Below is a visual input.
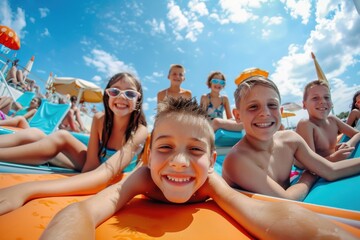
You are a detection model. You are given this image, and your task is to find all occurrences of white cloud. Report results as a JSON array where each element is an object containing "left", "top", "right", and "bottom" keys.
[
  {"left": 146, "top": 19, "right": 166, "bottom": 35},
  {"left": 143, "top": 102, "right": 149, "bottom": 111},
  {"left": 261, "top": 28, "right": 271, "bottom": 38},
  {"left": 215, "top": 0, "right": 265, "bottom": 24},
  {"left": 39, "top": 8, "right": 49, "bottom": 18},
  {"left": 147, "top": 97, "right": 157, "bottom": 102},
  {"left": 40, "top": 28, "right": 50, "bottom": 37},
  {"left": 0, "top": 0, "right": 26, "bottom": 38},
  {"left": 262, "top": 16, "right": 283, "bottom": 25},
  {"left": 280, "top": 0, "right": 312, "bottom": 24},
  {"left": 271, "top": 0, "right": 360, "bottom": 115},
  {"left": 167, "top": 1, "right": 189, "bottom": 31},
  {"left": 188, "top": 0, "right": 209, "bottom": 16},
  {"left": 166, "top": 0, "right": 208, "bottom": 42},
  {"left": 177, "top": 47, "right": 185, "bottom": 53},
  {"left": 92, "top": 75, "right": 102, "bottom": 82},
  {"left": 83, "top": 49, "right": 138, "bottom": 78},
  {"left": 153, "top": 71, "right": 164, "bottom": 78}
]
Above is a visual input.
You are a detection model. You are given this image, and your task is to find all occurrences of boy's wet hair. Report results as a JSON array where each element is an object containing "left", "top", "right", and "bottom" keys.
[
  {"left": 206, "top": 71, "right": 226, "bottom": 88},
  {"left": 234, "top": 76, "right": 281, "bottom": 109},
  {"left": 303, "top": 80, "right": 330, "bottom": 101},
  {"left": 168, "top": 64, "right": 185, "bottom": 76},
  {"left": 152, "top": 97, "right": 215, "bottom": 152}
]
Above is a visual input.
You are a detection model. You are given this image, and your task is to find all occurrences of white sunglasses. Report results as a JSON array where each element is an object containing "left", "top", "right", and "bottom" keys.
[{"left": 106, "top": 88, "right": 141, "bottom": 100}]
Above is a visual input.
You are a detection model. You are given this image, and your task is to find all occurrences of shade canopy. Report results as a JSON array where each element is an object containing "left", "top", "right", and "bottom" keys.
[
  {"left": 52, "top": 77, "right": 103, "bottom": 103},
  {"left": 282, "top": 102, "right": 302, "bottom": 112},
  {"left": 0, "top": 25, "right": 20, "bottom": 50},
  {"left": 281, "top": 111, "right": 296, "bottom": 118},
  {"left": 234, "top": 67, "right": 269, "bottom": 85}
]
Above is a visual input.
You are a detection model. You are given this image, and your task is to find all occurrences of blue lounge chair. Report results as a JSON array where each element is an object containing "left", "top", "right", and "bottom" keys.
[
  {"left": 7, "top": 91, "right": 36, "bottom": 115},
  {"left": 28, "top": 99, "right": 70, "bottom": 134}
]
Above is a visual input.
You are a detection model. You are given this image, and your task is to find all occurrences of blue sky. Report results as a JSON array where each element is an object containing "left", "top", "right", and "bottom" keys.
[{"left": 1, "top": 0, "right": 360, "bottom": 129}]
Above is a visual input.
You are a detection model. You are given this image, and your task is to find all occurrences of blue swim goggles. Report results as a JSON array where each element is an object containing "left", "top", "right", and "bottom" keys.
[{"left": 211, "top": 78, "right": 225, "bottom": 86}]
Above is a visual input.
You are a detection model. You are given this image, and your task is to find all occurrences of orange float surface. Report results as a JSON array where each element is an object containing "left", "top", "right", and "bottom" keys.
[{"left": 0, "top": 173, "right": 359, "bottom": 240}]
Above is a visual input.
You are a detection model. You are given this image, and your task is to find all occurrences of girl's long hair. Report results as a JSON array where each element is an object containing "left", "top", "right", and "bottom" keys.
[
  {"left": 98, "top": 72, "right": 147, "bottom": 159},
  {"left": 350, "top": 90, "right": 360, "bottom": 111}
]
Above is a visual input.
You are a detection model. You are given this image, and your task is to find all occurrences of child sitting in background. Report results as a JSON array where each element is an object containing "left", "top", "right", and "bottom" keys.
[
  {"left": 222, "top": 76, "right": 360, "bottom": 201},
  {"left": 200, "top": 71, "right": 243, "bottom": 132},
  {"left": 0, "top": 97, "right": 42, "bottom": 128},
  {"left": 296, "top": 80, "right": 360, "bottom": 167},
  {"left": 346, "top": 90, "right": 360, "bottom": 130},
  {"left": 41, "top": 97, "right": 357, "bottom": 240},
  {"left": 157, "top": 64, "right": 192, "bottom": 103}
]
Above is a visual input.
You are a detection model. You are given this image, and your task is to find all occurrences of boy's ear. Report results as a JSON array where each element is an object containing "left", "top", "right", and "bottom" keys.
[
  {"left": 208, "top": 151, "right": 217, "bottom": 174},
  {"left": 302, "top": 100, "right": 306, "bottom": 109},
  {"left": 280, "top": 106, "right": 284, "bottom": 114},
  {"left": 146, "top": 146, "right": 151, "bottom": 168},
  {"left": 232, "top": 108, "right": 241, "bottom": 123}
]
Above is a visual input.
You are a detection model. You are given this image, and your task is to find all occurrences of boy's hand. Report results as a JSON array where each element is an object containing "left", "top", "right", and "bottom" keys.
[
  {"left": 330, "top": 145, "right": 355, "bottom": 161},
  {"left": 197, "top": 172, "right": 229, "bottom": 199}
]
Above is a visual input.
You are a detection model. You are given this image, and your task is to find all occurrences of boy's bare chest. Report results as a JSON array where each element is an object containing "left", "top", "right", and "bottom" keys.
[
  {"left": 252, "top": 146, "right": 294, "bottom": 183},
  {"left": 313, "top": 125, "right": 338, "bottom": 155}
]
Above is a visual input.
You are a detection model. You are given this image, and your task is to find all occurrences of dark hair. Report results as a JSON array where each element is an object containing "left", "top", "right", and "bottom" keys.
[
  {"left": 99, "top": 72, "right": 147, "bottom": 159},
  {"left": 70, "top": 96, "right": 77, "bottom": 102},
  {"left": 350, "top": 90, "right": 360, "bottom": 111}
]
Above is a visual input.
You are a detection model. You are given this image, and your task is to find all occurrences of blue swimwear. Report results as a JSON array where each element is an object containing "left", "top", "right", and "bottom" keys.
[
  {"left": 100, "top": 147, "right": 117, "bottom": 164},
  {"left": 206, "top": 94, "right": 224, "bottom": 120},
  {"left": 100, "top": 147, "right": 137, "bottom": 172}
]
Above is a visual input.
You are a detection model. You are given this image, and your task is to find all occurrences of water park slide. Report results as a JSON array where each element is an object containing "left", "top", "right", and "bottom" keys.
[{"left": 0, "top": 173, "right": 359, "bottom": 240}]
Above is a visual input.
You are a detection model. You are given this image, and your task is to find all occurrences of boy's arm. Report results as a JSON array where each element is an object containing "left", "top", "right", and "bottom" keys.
[
  {"left": 346, "top": 109, "right": 359, "bottom": 127},
  {"left": 296, "top": 118, "right": 355, "bottom": 162},
  {"left": 202, "top": 172, "right": 356, "bottom": 240},
  {"left": 223, "top": 96, "right": 233, "bottom": 119},
  {"left": 332, "top": 115, "right": 360, "bottom": 148},
  {"left": 223, "top": 151, "right": 315, "bottom": 201},
  {"left": 294, "top": 133, "right": 360, "bottom": 181},
  {"left": 41, "top": 167, "right": 153, "bottom": 240}
]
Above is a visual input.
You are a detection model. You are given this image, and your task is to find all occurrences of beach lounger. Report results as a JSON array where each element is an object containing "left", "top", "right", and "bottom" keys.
[
  {"left": 28, "top": 99, "right": 70, "bottom": 134},
  {"left": 7, "top": 91, "right": 36, "bottom": 115}
]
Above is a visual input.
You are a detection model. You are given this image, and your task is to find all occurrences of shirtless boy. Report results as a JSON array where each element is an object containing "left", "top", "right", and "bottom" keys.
[
  {"left": 222, "top": 76, "right": 360, "bottom": 201},
  {"left": 296, "top": 80, "right": 360, "bottom": 167}
]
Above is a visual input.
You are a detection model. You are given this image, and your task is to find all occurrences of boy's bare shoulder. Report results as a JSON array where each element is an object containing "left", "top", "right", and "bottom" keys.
[{"left": 224, "top": 140, "right": 253, "bottom": 166}]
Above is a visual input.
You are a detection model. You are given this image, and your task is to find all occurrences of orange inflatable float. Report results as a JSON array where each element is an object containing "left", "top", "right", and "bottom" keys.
[{"left": 0, "top": 173, "right": 360, "bottom": 239}]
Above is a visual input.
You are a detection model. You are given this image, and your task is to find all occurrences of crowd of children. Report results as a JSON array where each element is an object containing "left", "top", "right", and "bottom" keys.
[{"left": 0, "top": 63, "right": 359, "bottom": 238}]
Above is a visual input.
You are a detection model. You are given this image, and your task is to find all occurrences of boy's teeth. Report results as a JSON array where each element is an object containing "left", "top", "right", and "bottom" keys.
[
  {"left": 167, "top": 176, "right": 191, "bottom": 182},
  {"left": 256, "top": 123, "right": 271, "bottom": 127}
]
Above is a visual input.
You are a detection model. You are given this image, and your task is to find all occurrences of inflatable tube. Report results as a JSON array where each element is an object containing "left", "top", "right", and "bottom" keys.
[
  {"left": 302, "top": 139, "right": 360, "bottom": 211},
  {"left": 0, "top": 173, "right": 359, "bottom": 239},
  {"left": 214, "top": 129, "right": 244, "bottom": 147}
]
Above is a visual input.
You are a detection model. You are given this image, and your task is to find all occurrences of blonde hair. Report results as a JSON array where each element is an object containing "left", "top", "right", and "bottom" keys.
[
  {"left": 303, "top": 80, "right": 330, "bottom": 101},
  {"left": 168, "top": 64, "right": 185, "bottom": 76},
  {"left": 234, "top": 76, "right": 281, "bottom": 109}
]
